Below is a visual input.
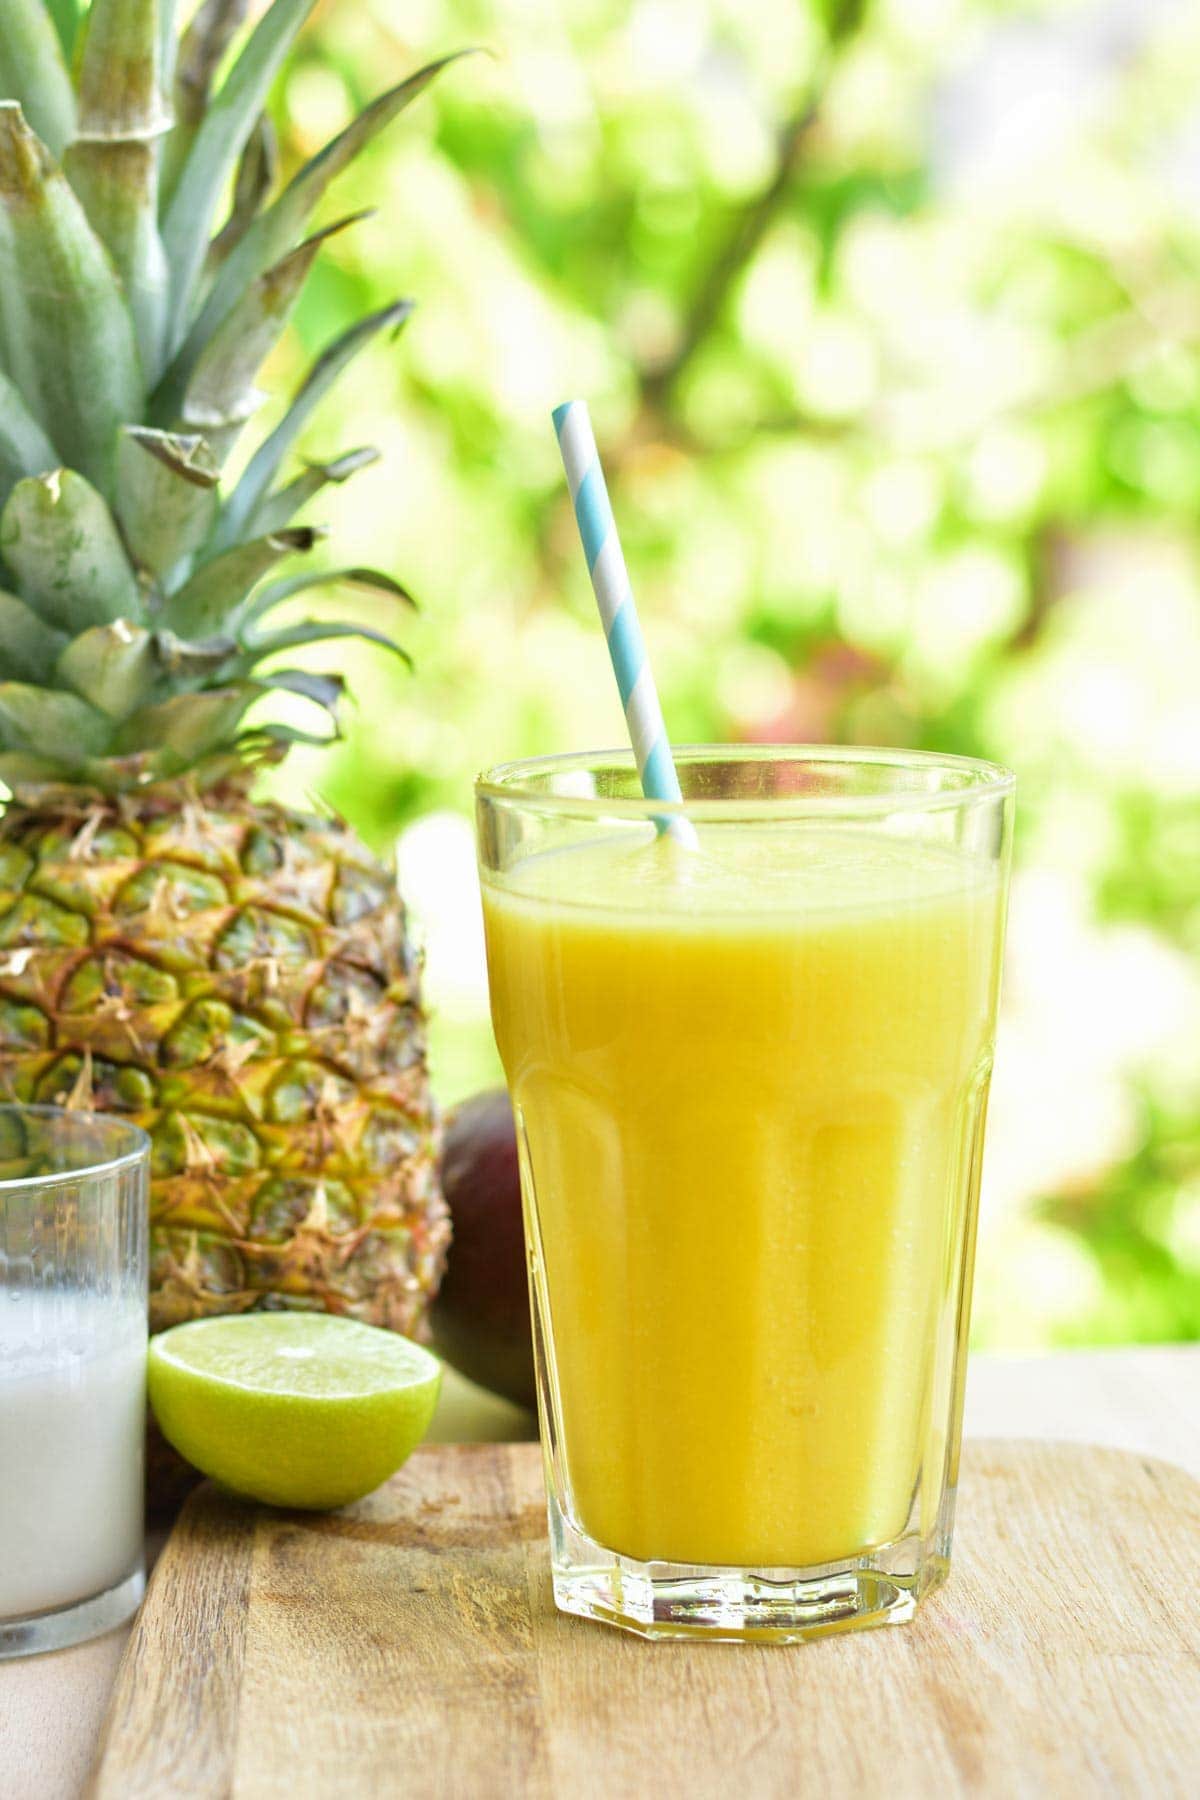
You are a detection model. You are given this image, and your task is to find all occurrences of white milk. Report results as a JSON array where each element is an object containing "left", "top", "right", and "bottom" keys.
[{"left": 0, "top": 1292, "right": 146, "bottom": 1618}]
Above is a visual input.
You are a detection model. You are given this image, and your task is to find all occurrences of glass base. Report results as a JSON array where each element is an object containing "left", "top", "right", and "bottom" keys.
[
  {"left": 0, "top": 1565, "right": 144, "bottom": 1660},
  {"left": 550, "top": 1495, "right": 948, "bottom": 1644}
]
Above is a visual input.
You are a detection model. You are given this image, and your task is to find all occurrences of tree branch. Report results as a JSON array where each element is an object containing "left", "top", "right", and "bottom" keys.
[
  {"left": 642, "top": 1, "right": 868, "bottom": 411},
  {"left": 641, "top": 101, "right": 822, "bottom": 410}
]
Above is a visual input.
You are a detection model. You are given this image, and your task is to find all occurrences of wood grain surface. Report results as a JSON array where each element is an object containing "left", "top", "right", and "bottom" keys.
[{"left": 90, "top": 1440, "right": 1200, "bottom": 1800}]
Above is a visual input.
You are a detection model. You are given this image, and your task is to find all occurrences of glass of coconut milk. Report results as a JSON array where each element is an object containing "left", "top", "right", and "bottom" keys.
[{"left": 0, "top": 1106, "right": 149, "bottom": 1658}]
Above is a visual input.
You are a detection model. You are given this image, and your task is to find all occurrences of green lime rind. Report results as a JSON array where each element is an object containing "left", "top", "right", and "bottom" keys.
[{"left": 148, "top": 1313, "right": 442, "bottom": 1510}]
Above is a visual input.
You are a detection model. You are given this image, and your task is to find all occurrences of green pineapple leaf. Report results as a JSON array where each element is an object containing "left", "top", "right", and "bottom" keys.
[
  {"left": 160, "top": 0, "right": 249, "bottom": 206},
  {"left": 0, "top": 592, "right": 67, "bottom": 682},
  {"left": 45, "top": 2, "right": 84, "bottom": 62},
  {"left": 61, "top": 622, "right": 243, "bottom": 717},
  {"left": 178, "top": 51, "right": 468, "bottom": 372},
  {"left": 161, "top": 0, "right": 317, "bottom": 350},
  {"left": 0, "top": 371, "right": 59, "bottom": 504},
  {"left": 164, "top": 525, "right": 322, "bottom": 636},
  {"left": 241, "top": 617, "right": 412, "bottom": 669},
  {"left": 163, "top": 213, "right": 370, "bottom": 453},
  {"left": 112, "top": 683, "right": 257, "bottom": 759},
  {"left": 0, "top": 12, "right": 467, "bottom": 799},
  {"left": 0, "top": 682, "right": 111, "bottom": 757},
  {"left": 65, "top": 0, "right": 171, "bottom": 381},
  {"left": 0, "top": 105, "right": 142, "bottom": 495},
  {"left": 241, "top": 564, "right": 415, "bottom": 631},
  {"left": 1, "top": 471, "right": 142, "bottom": 633},
  {"left": 158, "top": 0, "right": 183, "bottom": 96},
  {"left": 215, "top": 299, "right": 413, "bottom": 551},
  {"left": 115, "top": 428, "right": 220, "bottom": 583},
  {"left": 75, "top": 0, "right": 167, "bottom": 140},
  {"left": 65, "top": 141, "right": 171, "bottom": 382},
  {"left": 249, "top": 446, "right": 380, "bottom": 537},
  {"left": 259, "top": 667, "right": 344, "bottom": 718},
  {"left": 236, "top": 720, "right": 334, "bottom": 758},
  {"left": 0, "top": 4, "right": 75, "bottom": 159},
  {"left": 153, "top": 628, "right": 238, "bottom": 682},
  {"left": 208, "top": 113, "right": 278, "bottom": 269},
  {"left": 56, "top": 621, "right": 158, "bottom": 719}
]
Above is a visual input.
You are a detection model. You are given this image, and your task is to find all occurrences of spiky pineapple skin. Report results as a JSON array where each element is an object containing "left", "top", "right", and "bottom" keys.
[{"left": 0, "top": 783, "right": 448, "bottom": 1340}]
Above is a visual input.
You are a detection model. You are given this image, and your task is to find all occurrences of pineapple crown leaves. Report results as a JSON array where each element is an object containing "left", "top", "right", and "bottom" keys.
[{"left": 0, "top": 2, "right": 471, "bottom": 797}]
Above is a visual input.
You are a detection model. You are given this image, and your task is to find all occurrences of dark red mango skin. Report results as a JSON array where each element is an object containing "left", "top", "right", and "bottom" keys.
[{"left": 432, "top": 1089, "right": 536, "bottom": 1410}]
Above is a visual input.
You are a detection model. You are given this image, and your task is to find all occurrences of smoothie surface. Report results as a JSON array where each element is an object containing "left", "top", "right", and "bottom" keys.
[{"left": 483, "top": 825, "right": 996, "bottom": 925}]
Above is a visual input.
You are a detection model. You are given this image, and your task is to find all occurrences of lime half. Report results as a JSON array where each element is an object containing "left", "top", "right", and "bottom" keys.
[{"left": 148, "top": 1314, "right": 442, "bottom": 1510}]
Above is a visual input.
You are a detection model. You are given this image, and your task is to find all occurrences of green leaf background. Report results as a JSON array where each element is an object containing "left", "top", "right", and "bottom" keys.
[{"left": 48, "top": 0, "right": 1200, "bottom": 1349}]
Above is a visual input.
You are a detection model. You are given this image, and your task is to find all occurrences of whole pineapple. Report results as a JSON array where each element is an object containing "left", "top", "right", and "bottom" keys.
[{"left": 0, "top": 4, "right": 458, "bottom": 1347}]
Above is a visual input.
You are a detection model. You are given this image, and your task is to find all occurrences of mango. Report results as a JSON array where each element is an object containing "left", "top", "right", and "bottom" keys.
[{"left": 432, "top": 1089, "right": 536, "bottom": 1410}]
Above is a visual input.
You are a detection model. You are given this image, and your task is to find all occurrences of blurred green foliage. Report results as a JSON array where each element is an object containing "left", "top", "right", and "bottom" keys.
[{"left": 249, "top": 0, "right": 1200, "bottom": 1348}]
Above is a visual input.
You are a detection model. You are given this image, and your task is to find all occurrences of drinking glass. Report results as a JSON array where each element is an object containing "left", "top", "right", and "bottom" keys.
[
  {"left": 0, "top": 1105, "right": 149, "bottom": 1658},
  {"left": 477, "top": 747, "right": 1013, "bottom": 1642}
]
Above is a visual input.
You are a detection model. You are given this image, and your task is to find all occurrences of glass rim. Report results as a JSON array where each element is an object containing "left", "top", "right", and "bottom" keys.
[
  {"left": 0, "top": 1105, "right": 150, "bottom": 1195},
  {"left": 476, "top": 744, "right": 1015, "bottom": 822}
]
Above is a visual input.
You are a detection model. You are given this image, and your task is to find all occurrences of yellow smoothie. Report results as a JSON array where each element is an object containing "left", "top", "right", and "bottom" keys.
[{"left": 482, "top": 827, "right": 1004, "bottom": 1569}]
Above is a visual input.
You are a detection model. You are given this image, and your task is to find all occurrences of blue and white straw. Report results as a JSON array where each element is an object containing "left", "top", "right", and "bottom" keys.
[{"left": 553, "top": 400, "right": 698, "bottom": 848}]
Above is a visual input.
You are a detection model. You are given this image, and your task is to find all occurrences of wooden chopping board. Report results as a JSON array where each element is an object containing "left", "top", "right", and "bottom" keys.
[{"left": 90, "top": 1441, "right": 1200, "bottom": 1800}]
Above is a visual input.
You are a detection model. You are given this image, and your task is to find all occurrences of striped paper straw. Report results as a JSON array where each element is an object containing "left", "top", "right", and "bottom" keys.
[{"left": 553, "top": 400, "right": 698, "bottom": 848}]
